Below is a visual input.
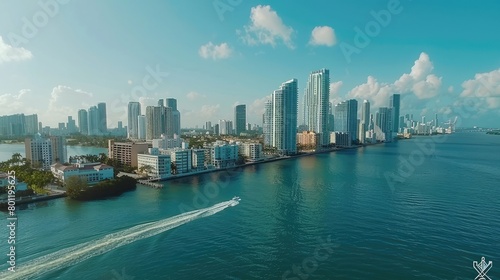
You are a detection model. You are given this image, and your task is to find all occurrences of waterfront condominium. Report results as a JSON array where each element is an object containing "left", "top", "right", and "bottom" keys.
[
  {"left": 25, "top": 134, "right": 67, "bottom": 170},
  {"left": 97, "top": 102, "right": 107, "bottom": 134},
  {"left": 303, "top": 69, "right": 330, "bottom": 146},
  {"left": 146, "top": 106, "right": 162, "bottom": 140},
  {"left": 271, "top": 79, "right": 298, "bottom": 155},
  {"left": 166, "top": 98, "right": 181, "bottom": 136},
  {"left": 334, "top": 99, "right": 358, "bottom": 142},
  {"left": 127, "top": 102, "right": 141, "bottom": 139},
  {"left": 87, "top": 106, "right": 99, "bottom": 136},
  {"left": 108, "top": 140, "right": 150, "bottom": 167},
  {"left": 390, "top": 94, "right": 400, "bottom": 133},
  {"left": 78, "top": 109, "right": 88, "bottom": 135},
  {"left": 234, "top": 104, "right": 246, "bottom": 136},
  {"left": 360, "top": 100, "right": 370, "bottom": 143},
  {"left": 263, "top": 100, "right": 273, "bottom": 147},
  {"left": 376, "top": 107, "right": 393, "bottom": 142}
]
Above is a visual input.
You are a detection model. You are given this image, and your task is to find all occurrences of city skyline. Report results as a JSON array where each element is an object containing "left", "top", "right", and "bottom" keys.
[{"left": 1, "top": 1, "right": 500, "bottom": 128}]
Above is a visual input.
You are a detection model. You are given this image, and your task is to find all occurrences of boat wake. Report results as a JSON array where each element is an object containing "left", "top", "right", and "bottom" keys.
[{"left": 0, "top": 199, "right": 239, "bottom": 280}]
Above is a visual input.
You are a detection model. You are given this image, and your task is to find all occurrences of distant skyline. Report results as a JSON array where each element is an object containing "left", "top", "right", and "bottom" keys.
[{"left": 1, "top": 0, "right": 500, "bottom": 128}]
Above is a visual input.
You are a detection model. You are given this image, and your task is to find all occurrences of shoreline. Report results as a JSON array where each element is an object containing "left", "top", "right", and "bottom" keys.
[{"left": 145, "top": 142, "right": 384, "bottom": 185}]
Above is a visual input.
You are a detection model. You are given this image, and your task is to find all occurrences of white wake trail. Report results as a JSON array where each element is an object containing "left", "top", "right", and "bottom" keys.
[{"left": 0, "top": 200, "right": 238, "bottom": 280}]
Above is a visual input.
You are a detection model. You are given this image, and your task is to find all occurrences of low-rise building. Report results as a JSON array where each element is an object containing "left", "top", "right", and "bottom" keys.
[
  {"left": 211, "top": 141, "right": 238, "bottom": 168},
  {"left": 239, "top": 142, "right": 263, "bottom": 161},
  {"left": 330, "top": 132, "right": 351, "bottom": 147},
  {"left": 137, "top": 148, "right": 171, "bottom": 178},
  {"left": 108, "top": 140, "right": 150, "bottom": 167},
  {"left": 0, "top": 172, "right": 28, "bottom": 191},
  {"left": 191, "top": 149, "right": 206, "bottom": 171},
  {"left": 297, "top": 131, "right": 320, "bottom": 149},
  {"left": 51, "top": 162, "right": 114, "bottom": 184}
]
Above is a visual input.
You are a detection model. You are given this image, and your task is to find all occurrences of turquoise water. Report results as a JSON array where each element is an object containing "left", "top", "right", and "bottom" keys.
[{"left": 0, "top": 133, "right": 498, "bottom": 279}]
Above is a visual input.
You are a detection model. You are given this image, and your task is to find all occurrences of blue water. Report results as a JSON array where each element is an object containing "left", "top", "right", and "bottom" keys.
[{"left": 0, "top": 133, "right": 498, "bottom": 279}]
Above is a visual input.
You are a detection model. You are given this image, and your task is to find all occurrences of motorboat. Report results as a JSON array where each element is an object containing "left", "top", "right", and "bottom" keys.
[{"left": 229, "top": 196, "right": 241, "bottom": 206}]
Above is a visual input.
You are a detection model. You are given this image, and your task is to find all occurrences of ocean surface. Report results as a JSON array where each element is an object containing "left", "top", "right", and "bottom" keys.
[{"left": 0, "top": 133, "right": 498, "bottom": 279}]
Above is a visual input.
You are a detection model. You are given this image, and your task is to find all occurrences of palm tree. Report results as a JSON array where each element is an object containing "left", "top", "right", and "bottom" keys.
[{"left": 11, "top": 153, "right": 22, "bottom": 166}]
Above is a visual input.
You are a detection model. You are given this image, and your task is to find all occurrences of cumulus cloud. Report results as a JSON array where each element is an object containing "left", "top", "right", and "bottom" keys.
[
  {"left": 0, "top": 36, "right": 32, "bottom": 63},
  {"left": 186, "top": 91, "right": 206, "bottom": 101},
  {"left": 238, "top": 5, "right": 294, "bottom": 49},
  {"left": 394, "top": 52, "right": 442, "bottom": 99},
  {"left": 199, "top": 42, "right": 232, "bottom": 60},
  {"left": 346, "top": 52, "right": 443, "bottom": 109},
  {"left": 309, "top": 26, "right": 337, "bottom": 47},
  {"left": 48, "top": 86, "right": 94, "bottom": 114},
  {"left": 248, "top": 95, "right": 272, "bottom": 117},
  {"left": 0, "top": 89, "right": 34, "bottom": 113},
  {"left": 200, "top": 104, "right": 221, "bottom": 118},
  {"left": 329, "top": 81, "right": 344, "bottom": 105},
  {"left": 460, "top": 69, "right": 500, "bottom": 109}
]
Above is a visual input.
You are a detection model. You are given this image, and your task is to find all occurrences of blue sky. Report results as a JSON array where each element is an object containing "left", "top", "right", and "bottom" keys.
[{"left": 1, "top": 0, "right": 499, "bottom": 128}]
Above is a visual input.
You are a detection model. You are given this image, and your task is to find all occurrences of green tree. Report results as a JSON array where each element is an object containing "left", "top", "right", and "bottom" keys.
[{"left": 65, "top": 176, "right": 88, "bottom": 199}]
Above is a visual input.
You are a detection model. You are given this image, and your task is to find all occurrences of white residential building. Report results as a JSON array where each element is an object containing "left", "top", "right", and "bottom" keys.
[
  {"left": 51, "top": 162, "right": 114, "bottom": 185},
  {"left": 239, "top": 143, "right": 263, "bottom": 161},
  {"left": 137, "top": 148, "right": 171, "bottom": 178},
  {"left": 191, "top": 149, "right": 206, "bottom": 171}
]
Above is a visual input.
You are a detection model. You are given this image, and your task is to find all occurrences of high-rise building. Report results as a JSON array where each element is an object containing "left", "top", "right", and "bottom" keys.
[
  {"left": 304, "top": 69, "right": 330, "bottom": 146},
  {"left": 376, "top": 107, "right": 393, "bottom": 142},
  {"left": 390, "top": 94, "right": 400, "bottom": 133},
  {"left": 146, "top": 106, "right": 162, "bottom": 140},
  {"left": 24, "top": 114, "right": 38, "bottom": 135},
  {"left": 97, "top": 102, "right": 107, "bottom": 135},
  {"left": 360, "top": 100, "right": 370, "bottom": 143},
  {"left": 205, "top": 121, "right": 212, "bottom": 131},
  {"left": 25, "top": 134, "right": 67, "bottom": 170},
  {"left": 0, "top": 114, "right": 25, "bottom": 136},
  {"left": 127, "top": 102, "right": 141, "bottom": 139},
  {"left": 87, "top": 106, "right": 99, "bottom": 135},
  {"left": 263, "top": 100, "right": 273, "bottom": 147},
  {"left": 166, "top": 98, "right": 181, "bottom": 136},
  {"left": 434, "top": 113, "right": 438, "bottom": 127},
  {"left": 78, "top": 109, "right": 88, "bottom": 135},
  {"left": 234, "top": 104, "right": 246, "bottom": 136},
  {"left": 158, "top": 99, "right": 164, "bottom": 107},
  {"left": 213, "top": 124, "right": 220, "bottom": 135},
  {"left": 334, "top": 99, "right": 358, "bottom": 142},
  {"left": 271, "top": 79, "right": 298, "bottom": 155},
  {"left": 219, "top": 120, "right": 233, "bottom": 135},
  {"left": 137, "top": 115, "right": 146, "bottom": 140},
  {"left": 67, "top": 116, "right": 76, "bottom": 134},
  {"left": 161, "top": 106, "right": 173, "bottom": 138}
]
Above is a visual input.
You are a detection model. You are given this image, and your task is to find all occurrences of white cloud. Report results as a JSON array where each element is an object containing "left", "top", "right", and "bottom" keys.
[
  {"left": 460, "top": 69, "right": 500, "bottom": 109},
  {"left": 248, "top": 95, "right": 271, "bottom": 117},
  {"left": 238, "top": 5, "right": 294, "bottom": 49},
  {"left": 0, "top": 36, "right": 32, "bottom": 63},
  {"left": 347, "top": 76, "right": 394, "bottom": 108},
  {"left": 394, "top": 52, "right": 442, "bottom": 99},
  {"left": 309, "top": 26, "right": 337, "bottom": 47},
  {"left": 329, "top": 81, "right": 344, "bottom": 105},
  {"left": 48, "top": 86, "right": 94, "bottom": 115},
  {"left": 199, "top": 42, "right": 232, "bottom": 60},
  {"left": 128, "top": 80, "right": 133, "bottom": 85},
  {"left": 186, "top": 91, "right": 206, "bottom": 101},
  {"left": 0, "top": 89, "right": 35, "bottom": 113},
  {"left": 200, "top": 104, "right": 221, "bottom": 118},
  {"left": 448, "top": 86, "right": 454, "bottom": 93}
]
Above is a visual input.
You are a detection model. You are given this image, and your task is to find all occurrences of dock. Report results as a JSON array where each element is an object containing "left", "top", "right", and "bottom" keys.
[{"left": 138, "top": 177, "right": 163, "bottom": 189}]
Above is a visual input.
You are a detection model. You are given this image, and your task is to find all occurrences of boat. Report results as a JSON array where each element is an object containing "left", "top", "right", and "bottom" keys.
[{"left": 229, "top": 196, "right": 241, "bottom": 206}]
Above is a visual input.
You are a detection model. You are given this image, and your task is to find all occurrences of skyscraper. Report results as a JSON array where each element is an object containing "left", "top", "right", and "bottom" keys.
[
  {"left": 78, "top": 109, "right": 88, "bottom": 135},
  {"left": 376, "top": 107, "right": 393, "bottom": 142},
  {"left": 334, "top": 99, "right": 358, "bottom": 142},
  {"left": 166, "top": 98, "right": 181, "bottom": 136},
  {"left": 146, "top": 106, "right": 162, "bottom": 140},
  {"left": 127, "top": 102, "right": 141, "bottom": 139},
  {"left": 263, "top": 100, "right": 273, "bottom": 147},
  {"left": 67, "top": 116, "right": 76, "bottom": 134},
  {"left": 271, "top": 79, "right": 298, "bottom": 155},
  {"left": 24, "top": 114, "right": 38, "bottom": 135},
  {"left": 87, "top": 106, "right": 99, "bottom": 135},
  {"left": 304, "top": 69, "right": 330, "bottom": 146},
  {"left": 137, "top": 115, "right": 146, "bottom": 140},
  {"left": 97, "top": 102, "right": 107, "bottom": 135},
  {"left": 390, "top": 94, "right": 400, "bottom": 133},
  {"left": 360, "top": 100, "right": 370, "bottom": 143},
  {"left": 25, "top": 134, "right": 66, "bottom": 170},
  {"left": 234, "top": 104, "right": 246, "bottom": 136},
  {"left": 161, "top": 106, "right": 173, "bottom": 138}
]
